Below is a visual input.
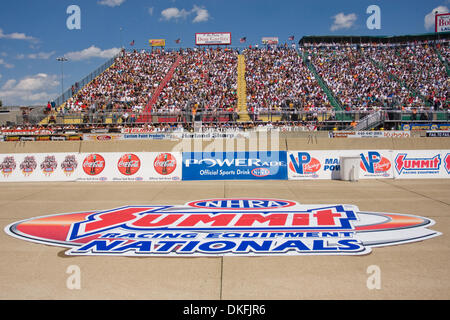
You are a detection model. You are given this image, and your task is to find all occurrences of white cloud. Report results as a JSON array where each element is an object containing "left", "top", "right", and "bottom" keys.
[
  {"left": 330, "top": 13, "right": 357, "bottom": 32},
  {"left": 64, "top": 46, "right": 121, "bottom": 61},
  {"left": 160, "top": 5, "right": 210, "bottom": 23},
  {"left": 424, "top": 6, "right": 449, "bottom": 30},
  {"left": 0, "top": 28, "right": 36, "bottom": 41},
  {"left": 0, "top": 73, "right": 59, "bottom": 105},
  {"left": 16, "top": 51, "right": 56, "bottom": 60},
  {"left": 98, "top": 0, "right": 126, "bottom": 7},
  {"left": 161, "top": 7, "right": 191, "bottom": 21},
  {"left": 0, "top": 58, "right": 14, "bottom": 69},
  {"left": 192, "top": 5, "right": 210, "bottom": 23}
]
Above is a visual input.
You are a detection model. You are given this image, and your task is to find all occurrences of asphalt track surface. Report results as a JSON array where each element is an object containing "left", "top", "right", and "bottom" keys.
[{"left": 0, "top": 179, "right": 449, "bottom": 300}]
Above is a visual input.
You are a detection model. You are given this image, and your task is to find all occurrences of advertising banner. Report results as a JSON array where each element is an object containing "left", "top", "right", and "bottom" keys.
[
  {"left": 195, "top": 32, "right": 231, "bottom": 45},
  {"left": 0, "top": 152, "right": 182, "bottom": 182},
  {"left": 401, "top": 123, "right": 450, "bottom": 131},
  {"left": 77, "top": 152, "right": 182, "bottom": 182},
  {"left": 426, "top": 131, "right": 450, "bottom": 137},
  {"left": 149, "top": 39, "right": 166, "bottom": 47},
  {"left": 182, "top": 151, "right": 288, "bottom": 180},
  {"left": 262, "top": 37, "right": 279, "bottom": 45},
  {"left": 0, "top": 153, "right": 79, "bottom": 182},
  {"left": 83, "top": 134, "right": 124, "bottom": 141},
  {"left": 287, "top": 150, "right": 395, "bottom": 180},
  {"left": 329, "top": 131, "right": 410, "bottom": 138},
  {"left": 436, "top": 13, "right": 450, "bottom": 33},
  {"left": 393, "top": 150, "right": 449, "bottom": 179}
]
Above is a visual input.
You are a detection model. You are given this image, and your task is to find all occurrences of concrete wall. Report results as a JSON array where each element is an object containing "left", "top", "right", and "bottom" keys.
[{"left": 1, "top": 136, "right": 448, "bottom": 154}]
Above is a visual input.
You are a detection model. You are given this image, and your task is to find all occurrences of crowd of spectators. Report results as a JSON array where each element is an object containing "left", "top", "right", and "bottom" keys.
[
  {"left": 244, "top": 47, "right": 331, "bottom": 121},
  {"left": 153, "top": 48, "right": 239, "bottom": 121},
  {"left": 308, "top": 45, "right": 414, "bottom": 113},
  {"left": 37, "top": 40, "right": 448, "bottom": 129},
  {"left": 372, "top": 43, "right": 449, "bottom": 110},
  {"left": 63, "top": 49, "right": 178, "bottom": 116},
  {"left": 305, "top": 40, "right": 449, "bottom": 118}
]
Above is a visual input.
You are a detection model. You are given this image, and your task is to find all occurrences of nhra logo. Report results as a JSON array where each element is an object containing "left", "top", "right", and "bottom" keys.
[
  {"left": 360, "top": 152, "right": 391, "bottom": 175},
  {"left": 83, "top": 154, "right": 105, "bottom": 176},
  {"left": 289, "top": 152, "right": 321, "bottom": 175},
  {"left": 5, "top": 198, "right": 441, "bottom": 257},
  {"left": 395, "top": 154, "right": 441, "bottom": 174},
  {"left": 188, "top": 199, "right": 296, "bottom": 210},
  {"left": 251, "top": 168, "right": 270, "bottom": 177}
]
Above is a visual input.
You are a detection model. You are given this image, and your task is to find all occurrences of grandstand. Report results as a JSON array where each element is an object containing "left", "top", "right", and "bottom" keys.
[{"left": 5, "top": 32, "right": 449, "bottom": 133}]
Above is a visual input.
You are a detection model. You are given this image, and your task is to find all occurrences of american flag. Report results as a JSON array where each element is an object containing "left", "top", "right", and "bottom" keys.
[
  {"left": 288, "top": 35, "right": 294, "bottom": 41},
  {"left": 175, "top": 38, "right": 181, "bottom": 44},
  {"left": 130, "top": 40, "right": 135, "bottom": 46},
  {"left": 240, "top": 37, "right": 246, "bottom": 43}
]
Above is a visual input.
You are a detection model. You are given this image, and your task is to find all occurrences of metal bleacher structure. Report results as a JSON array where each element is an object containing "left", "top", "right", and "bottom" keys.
[{"left": 39, "top": 31, "right": 450, "bottom": 130}]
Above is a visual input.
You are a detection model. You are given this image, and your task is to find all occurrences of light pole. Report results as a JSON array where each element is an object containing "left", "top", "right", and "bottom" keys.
[
  {"left": 120, "top": 27, "right": 123, "bottom": 49},
  {"left": 56, "top": 57, "right": 68, "bottom": 101}
]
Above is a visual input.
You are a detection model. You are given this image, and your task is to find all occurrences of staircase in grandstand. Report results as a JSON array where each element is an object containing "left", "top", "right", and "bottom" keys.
[
  {"left": 300, "top": 49, "right": 350, "bottom": 121},
  {"left": 348, "top": 110, "right": 384, "bottom": 131},
  {"left": 237, "top": 55, "right": 251, "bottom": 122},
  {"left": 138, "top": 54, "right": 183, "bottom": 123},
  {"left": 433, "top": 45, "right": 450, "bottom": 76},
  {"left": 364, "top": 48, "right": 432, "bottom": 112}
]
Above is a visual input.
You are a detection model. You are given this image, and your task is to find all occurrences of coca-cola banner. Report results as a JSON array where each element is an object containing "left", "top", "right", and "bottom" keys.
[
  {"left": 78, "top": 152, "right": 182, "bottom": 182},
  {"left": 0, "top": 152, "right": 182, "bottom": 182}
]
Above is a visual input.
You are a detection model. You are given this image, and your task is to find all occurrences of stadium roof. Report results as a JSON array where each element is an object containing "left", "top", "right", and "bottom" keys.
[{"left": 299, "top": 32, "right": 450, "bottom": 44}]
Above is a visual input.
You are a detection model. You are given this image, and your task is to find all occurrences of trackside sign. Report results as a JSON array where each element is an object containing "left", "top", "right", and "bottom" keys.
[{"left": 5, "top": 198, "right": 441, "bottom": 257}]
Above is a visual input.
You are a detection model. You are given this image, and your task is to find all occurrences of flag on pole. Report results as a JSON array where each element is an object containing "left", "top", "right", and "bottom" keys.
[
  {"left": 175, "top": 38, "right": 181, "bottom": 44},
  {"left": 130, "top": 40, "right": 135, "bottom": 46},
  {"left": 240, "top": 37, "right": 246, "bottom": 43},
  {"left": 288, "top": 35, "right": 294, "bottom": 41}
]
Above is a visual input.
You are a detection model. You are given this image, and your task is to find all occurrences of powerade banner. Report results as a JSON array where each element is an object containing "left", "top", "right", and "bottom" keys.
[
  {"left": 288, "top": 150, "right": 395, "bottom": 180},
  {"left": 5, "top": 198, "right": 441, "bottom": 257},
  {"left": 182, "top": 151, "right": 288, "bottom": 180}
]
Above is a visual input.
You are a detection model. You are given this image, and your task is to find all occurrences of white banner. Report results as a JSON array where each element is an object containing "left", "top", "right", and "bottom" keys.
[
  {"left": 0, "top": 152, "right": 182, "bottom": 182},
  {"left": 392, "top": 150, "right": 450, "bottom": 179},
  {"left": 329, "top": 131, "right": 411, "bottom": 138},
  {"left": 0, "top": 153, "right": 78, "bottom": 182},
  {"left": 195, "top": 32, "right": 231, "bottom": 45},
  {"left": 436, "top": 13, "right": 450, "bottom": 33},
  {"left": 287, "top": 150, "right": 395, "bottom": 180}
]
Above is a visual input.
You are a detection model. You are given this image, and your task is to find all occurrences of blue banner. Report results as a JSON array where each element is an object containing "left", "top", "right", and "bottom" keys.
[{"left": 182, "top": 151, "right": 288, "bottom": 180}]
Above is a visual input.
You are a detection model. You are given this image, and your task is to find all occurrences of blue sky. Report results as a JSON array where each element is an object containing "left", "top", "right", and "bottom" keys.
[{"left": 0, "top": 0, "right": 448, "bottom": 106}]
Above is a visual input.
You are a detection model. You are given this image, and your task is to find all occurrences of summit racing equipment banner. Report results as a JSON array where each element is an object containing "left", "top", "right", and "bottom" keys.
[
  {"left": 5, "top": 198, "right": 441, "bottom": 257},
  {"left": 393, "top": 150, "right": 449, "bottom": 179},
  {"left": 182, "top": 151, "right": 288, "bottom": 180}
]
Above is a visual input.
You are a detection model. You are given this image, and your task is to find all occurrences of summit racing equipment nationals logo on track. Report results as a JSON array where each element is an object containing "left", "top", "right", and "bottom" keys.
[{"left": 5, "top": 199, "right": 441, "bottom": 257}]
